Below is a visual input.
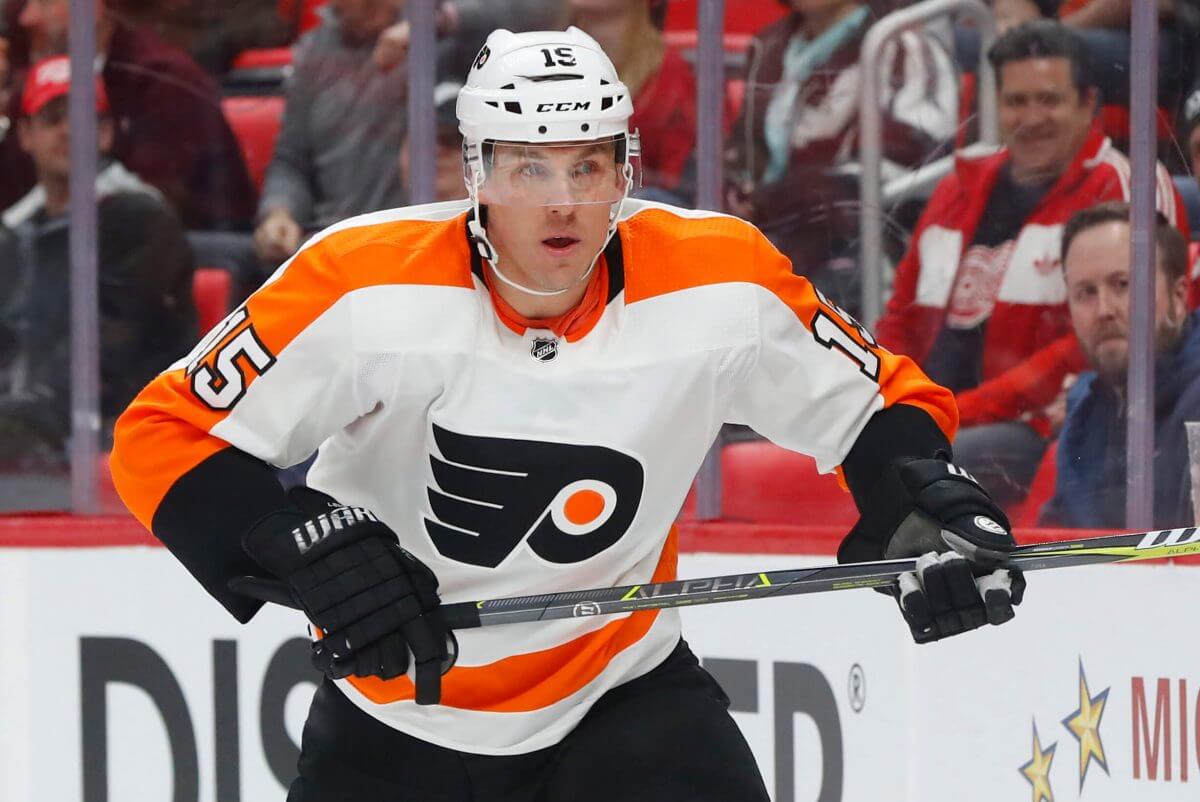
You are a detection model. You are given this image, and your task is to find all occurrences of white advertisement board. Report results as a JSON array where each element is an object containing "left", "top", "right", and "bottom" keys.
[{"left": 0, "top": 546, "right": 1193, "bottom": 802}]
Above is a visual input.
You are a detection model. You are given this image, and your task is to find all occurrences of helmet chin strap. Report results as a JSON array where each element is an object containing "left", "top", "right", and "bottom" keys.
[{"left": 468, "top": 163, "right": 633, "bottom": 300}]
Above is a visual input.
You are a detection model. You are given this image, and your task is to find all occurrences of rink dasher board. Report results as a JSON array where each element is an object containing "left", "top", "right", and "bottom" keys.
[{"left": 0, "top": 546, "right": 1195, "bottom": 802}]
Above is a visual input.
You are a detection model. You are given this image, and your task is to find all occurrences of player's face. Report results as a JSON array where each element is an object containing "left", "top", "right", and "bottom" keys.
[
  {"left": 482, "top": 141, "right": 625, "bottom": 293},
  {"left": 998, "top": 58, "right": 1096, "bottom": 185},
  {"left": 1065, "top": 221, "right": 1187, "bottom": 385}
]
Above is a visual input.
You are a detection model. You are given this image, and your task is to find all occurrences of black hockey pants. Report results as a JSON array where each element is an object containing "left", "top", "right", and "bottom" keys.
[{"left": 287, "top": 639, "right": 770, "bottom": 801}]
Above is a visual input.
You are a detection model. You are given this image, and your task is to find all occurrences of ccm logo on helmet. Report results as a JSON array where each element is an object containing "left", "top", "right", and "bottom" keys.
[
  {"left": 424, "top": 423, "right": 645, "bottom": 568},
  {"left": 536, "top": 101, "right": 592, "bottom": 113}
]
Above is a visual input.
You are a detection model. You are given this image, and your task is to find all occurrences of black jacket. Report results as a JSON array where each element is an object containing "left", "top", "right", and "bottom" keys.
[{"left": 0, "top": 164, "right": 196, "bottom": 462}]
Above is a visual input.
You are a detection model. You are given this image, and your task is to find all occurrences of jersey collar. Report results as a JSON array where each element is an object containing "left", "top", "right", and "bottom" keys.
[{"left": 465, "top": 212, "right": 627, "bottom": 343}]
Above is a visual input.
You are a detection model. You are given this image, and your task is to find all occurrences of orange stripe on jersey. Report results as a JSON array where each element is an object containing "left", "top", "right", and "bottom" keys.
[
  {"left": 347, "top": 527, "right": 679, "bottom": 712},
  {"left": 112, "top": 213, "right": 477, "bottom": 528},
  {"left": 621, "top": 208, "right": 958, "bottom": 440},
  {"left": 111, "top": 375, "right": 235, "bottom": 529}
]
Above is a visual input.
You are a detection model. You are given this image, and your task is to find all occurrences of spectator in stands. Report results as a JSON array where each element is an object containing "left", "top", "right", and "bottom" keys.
[
  {"left": 110, "top": 0, "right": 291, "bottom": 75},
  {"left": 1040, "top": 202, "right": 1199, "bottom": 528},
  {"left": 876, "top": 22, "right": 1187, "bottom": 509},
  {"left": 0, "top": 8, "right": 11, "bottom": 113},
  {"left": 725, "top": 0, "right": 958, "bottom": 314},
  {"left": 254, "top": 0, "right": 409, "bottom": 266},
  {"left": 957, "top": 1, "right": 1193, "bottom": 123},
  {"left": 397, "top": 81, "right": 466, "bottom": 203},
  {"left": 258, "top": 0, "right": 568, "bottom": 265},
  {"left": 1057, "top": 1, "right": 1194, "bottom": 113},
  {"left": 1178, "top": 85, "right": 1200, "bottom": 308},
  {"left": 1, "top": 0, "right": 32, "bottom": 77},
  {"left": 1187, "top": 86, "right": 1200, "bottom": 178},
  {"left": 992, "top": 0, "right": 1058, "bottom": 33},
  {"left": 0, "top": 57, "right": 195, "bottom": 468},
  {"left": 371, "top": 1, "right": 569, "bottom": 80},
  {"left": 570, "top": 0, "right": 698, "bottom": 201},
  {"left": 0, "top": 0, "right": 256, "bottom": 230}
]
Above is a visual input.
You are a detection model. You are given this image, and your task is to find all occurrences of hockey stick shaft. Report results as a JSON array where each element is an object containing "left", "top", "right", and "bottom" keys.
[{"left": 437, "top": 526, "right": 1200, "bottom": 630}]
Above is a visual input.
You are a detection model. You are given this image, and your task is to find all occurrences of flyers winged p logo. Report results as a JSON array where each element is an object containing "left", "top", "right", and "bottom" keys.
[{"left": 424, "top": 424, "right": 645, "bottom": 568}]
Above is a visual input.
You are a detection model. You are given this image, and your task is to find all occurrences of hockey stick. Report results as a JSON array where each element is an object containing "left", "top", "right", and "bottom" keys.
[{"left": 231, "top": 527, "right": 1199, "bottom": 631}]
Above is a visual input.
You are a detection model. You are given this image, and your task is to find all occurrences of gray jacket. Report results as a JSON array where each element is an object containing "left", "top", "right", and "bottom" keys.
[{"left": 260, "top": 0, "right": 566, "bottom": 231}]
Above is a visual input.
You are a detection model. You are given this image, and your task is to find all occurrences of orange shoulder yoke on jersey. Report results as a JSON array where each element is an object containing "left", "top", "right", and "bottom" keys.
[
  {"left": 112, "top": 213, "right": 477, "bottom": 530},
  {"left": 346, "top": 527, "right": 679, "bottom": 712},
  {"left": 619, "top": 207, "right": 958, "bottom": 442}
]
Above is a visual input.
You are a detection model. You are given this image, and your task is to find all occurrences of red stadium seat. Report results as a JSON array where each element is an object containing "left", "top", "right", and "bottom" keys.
[
  {"left": 726, "top": 78, "right": 746, "bottom": 119},
  {"left": 279, "top": 0, "right": 327, "bottom": 35},
  {"left": 231, "top": 47, "right": 294, "bottom": 72},
  {"left": 661, "top": 30, "right": 754, "bottom": 55},
  {"left": 1098, "top": 104, "right": 1174, "bottom": 142},
  {"left": 1014, "top": 440, "right": 1059, "bottom": 529},
  {"left": 221, "top": 95, "right": 286, "bottom": 192},
  {"left": 679, "top": 441, "right": 858, "bottom": 526},
  {"left": 664, "top": 0, "right": 787, "bottom": 36},
  {"left": 194, "top": 268, "right": 233, "bottom": 333}
]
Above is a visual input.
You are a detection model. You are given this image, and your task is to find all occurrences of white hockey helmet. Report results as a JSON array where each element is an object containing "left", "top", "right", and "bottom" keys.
[
  {"left": 457, "top": 27, "right": 641, "bottom": 296},
  {"left": 458, "top": 26, "right": 635, "bottom": 145}
]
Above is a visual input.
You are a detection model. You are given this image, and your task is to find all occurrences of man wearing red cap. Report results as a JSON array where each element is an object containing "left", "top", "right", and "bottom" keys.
[
  {"left": 0, "top": 0, "right": 256, "bottom": 231},
  {"left": 0, "top": 57, "right": 195, "bottom": 497}
]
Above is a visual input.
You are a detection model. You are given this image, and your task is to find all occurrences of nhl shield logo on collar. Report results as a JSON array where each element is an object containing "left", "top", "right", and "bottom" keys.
[{"left": 531, "top": 337, "right": 558, "bottom": 362}]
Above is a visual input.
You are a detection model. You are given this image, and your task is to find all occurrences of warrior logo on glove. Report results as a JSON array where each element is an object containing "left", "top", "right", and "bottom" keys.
[
  {"left": 292, "top": 506, "right": 381, "bottom": 553},
  {"left": 425, "top": 424, "right": 645, "bottom": 568}
]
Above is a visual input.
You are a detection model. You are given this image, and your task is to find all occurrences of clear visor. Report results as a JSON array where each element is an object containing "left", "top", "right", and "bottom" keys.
[{"left": 474, "top": 135, "right": 640, "bottom": 208}]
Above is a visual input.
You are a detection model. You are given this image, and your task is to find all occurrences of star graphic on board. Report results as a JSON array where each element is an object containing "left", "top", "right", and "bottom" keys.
[
  {"left": 1061, "top": 659, "right": 1110, "bottom": 790},
  {"left": 1020, "top": 721, "right": 1057, "bottom": 802}
]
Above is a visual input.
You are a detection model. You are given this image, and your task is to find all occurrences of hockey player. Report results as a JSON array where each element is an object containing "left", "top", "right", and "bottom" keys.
[{"left": 110, "top": 27, "right": 1025, "bottom": 800}]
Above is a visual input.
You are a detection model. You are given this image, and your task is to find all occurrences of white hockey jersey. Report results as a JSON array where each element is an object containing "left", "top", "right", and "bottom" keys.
[{"left": 112, "top": 198, "right": 955, "bottom": 754}]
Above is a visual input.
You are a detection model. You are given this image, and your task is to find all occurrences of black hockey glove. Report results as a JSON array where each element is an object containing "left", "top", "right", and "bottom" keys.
[
  {"left": 839, "top": 458, "right": 1026, "bottom": 644},
  {"left": 228, "top": 487, "right": 455, "bottom": 704}
]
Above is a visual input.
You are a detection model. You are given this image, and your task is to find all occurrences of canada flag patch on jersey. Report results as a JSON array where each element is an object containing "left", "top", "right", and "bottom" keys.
[{"left": 424, "top": 423, "right": 645, "bottom": 568}]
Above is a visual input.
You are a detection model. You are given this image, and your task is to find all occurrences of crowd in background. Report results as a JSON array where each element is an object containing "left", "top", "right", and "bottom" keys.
[{"left": 0, "top": 0, "right": 1197, "bottom": 528}]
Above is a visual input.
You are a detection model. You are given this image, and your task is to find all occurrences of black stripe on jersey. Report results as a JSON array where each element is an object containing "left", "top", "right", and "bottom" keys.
[
  {"left": 836, "top": 404, "right": 953, "bottom": 563},
  {"left": 465, "top": 209, "right": 627, "bottom": 303},
  {"left": 151, "top": 447, "right": 294, "bottom": 622},
  {"left": 840, "top": 403, "right": 952, "bottom": 510}
]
